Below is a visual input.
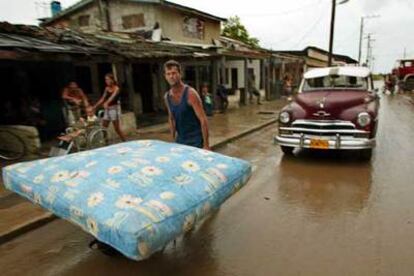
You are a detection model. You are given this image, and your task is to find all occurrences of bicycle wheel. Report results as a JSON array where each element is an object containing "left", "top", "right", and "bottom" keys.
[
  {"left": 0, "top": 130, "right": 26, "bottom": 160},
  {"left": 88, "top": 128, "right": 110, "bottom": 149}
]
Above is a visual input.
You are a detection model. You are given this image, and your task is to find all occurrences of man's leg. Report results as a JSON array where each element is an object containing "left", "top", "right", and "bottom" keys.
[{"left": 249, "top": 90, "right": 253, "bottom": 103}]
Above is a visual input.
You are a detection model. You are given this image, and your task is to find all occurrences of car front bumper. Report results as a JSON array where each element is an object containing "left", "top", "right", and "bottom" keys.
[{"left": 274, "top": 134, "right": 376, "bottom": 150}]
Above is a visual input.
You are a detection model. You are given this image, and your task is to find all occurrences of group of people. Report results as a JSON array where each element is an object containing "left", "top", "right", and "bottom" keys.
[
  {"left": 197, "top": 73, "right": 263, "bottom": 117},
  {"left": 62, "top": 73, "right": 126, "bottom": 141},
  {"left": 61, "top": 60, "right": 272, "bottom": 151},
  {"left": 199, "top": 83, "right": 228, "bottom": 115},
  {"left": 63, "top": 62, "right": 210, "bottom": 149}
]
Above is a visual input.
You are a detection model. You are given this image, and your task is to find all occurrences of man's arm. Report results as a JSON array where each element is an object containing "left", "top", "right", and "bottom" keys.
[
  {"left": 164, "top": 93, "right": 176, "bottom": 141},
  {"left": 188, "top": 88, "right": 210, "bottom": 150},
  {"left": 79, "top": 89, "right": 90, "bottom": 107},
  {"left": 62, "top": 88, "right": 80, "bottom": 104}
]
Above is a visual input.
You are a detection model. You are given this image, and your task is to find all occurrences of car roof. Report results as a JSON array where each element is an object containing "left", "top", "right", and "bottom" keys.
[{"left": 304, "top": 66, "right": 371, "bottom": 79}]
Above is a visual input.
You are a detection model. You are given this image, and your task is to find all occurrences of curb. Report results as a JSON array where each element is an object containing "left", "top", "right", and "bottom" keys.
[
  {"left": 0, "top": 213, "right": 56, "bottom": 245},
  {"left": 0, "top": 118, "right": 278, "bottom": 244},
  {"left": 211, "top": 118, "right": 278, "bottom": 150}
]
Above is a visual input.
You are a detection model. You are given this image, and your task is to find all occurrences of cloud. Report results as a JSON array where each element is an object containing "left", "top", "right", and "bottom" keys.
[{"left": 361, "top": 0, "right": 413, "bottom": 12}]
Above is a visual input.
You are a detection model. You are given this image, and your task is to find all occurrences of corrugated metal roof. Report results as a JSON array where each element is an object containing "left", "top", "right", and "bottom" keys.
[
  {"left": 0, "top": 22, "right": 271, "bottom": 60},
  {"left": 0, "top": 33, "right": 103, "bottom": 54}
]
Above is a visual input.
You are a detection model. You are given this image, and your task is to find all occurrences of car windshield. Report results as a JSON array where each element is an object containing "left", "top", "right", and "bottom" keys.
[{"left": 302, "top": 75, "right": 369, "bottom": 91}]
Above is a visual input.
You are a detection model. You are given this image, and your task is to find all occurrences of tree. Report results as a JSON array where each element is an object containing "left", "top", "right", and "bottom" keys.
[{"left": 221, "top": 16, "right": 260, "bottom": 48}]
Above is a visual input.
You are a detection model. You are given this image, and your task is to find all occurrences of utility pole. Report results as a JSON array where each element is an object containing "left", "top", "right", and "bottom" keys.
[
  {"left": 328, "top": 0, "right": 350, "bottom": 67},
  {"left": 365, "top": 34, "right": 375, "bottom": 68},
  {"left": 358, "top": 14, "right": 379, "bottom": 65},
  {"left": 371, "top": 56, "right": 375, "bottom": 72},
  {"left": 365, "top": 34, "right": 371, "bottom": 66},
  {"left": 358, "top": 17, "right": 364, "bottom": 64},
  {"left": 328, "top": 0, "right": 336, "bottom": 67}
]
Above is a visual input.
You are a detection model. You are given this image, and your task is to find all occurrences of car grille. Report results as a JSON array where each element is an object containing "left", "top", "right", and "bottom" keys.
[{"left": 280, "top": 119, "right": 368, "bottom": 137}]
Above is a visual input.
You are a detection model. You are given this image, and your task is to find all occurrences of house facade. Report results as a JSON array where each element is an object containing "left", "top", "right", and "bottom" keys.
[
  {"left": 42, "top": 0, "right": 223, "bottom": 46},
  {"left": 40, "top": 0, "right": 236, "bottom": 117}
]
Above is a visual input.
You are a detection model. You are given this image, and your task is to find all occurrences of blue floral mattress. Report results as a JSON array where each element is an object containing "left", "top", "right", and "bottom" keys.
[{"left": 2, "top": 140, "right": 251, "bottom": 260}]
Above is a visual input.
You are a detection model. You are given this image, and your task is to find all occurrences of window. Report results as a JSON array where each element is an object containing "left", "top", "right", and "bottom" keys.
[
  {"left": 404, "top": 61, "right": 413, "bottom": 67},
  {"left": 199, "top": 66, "right": 211, "bottom": 85},
  {"left": 303, "top": 75, "right": 368, "bottom": 91},
  {"left": 184, "top": 66, "right": 196, "bottom": 88},
  {"left": 78, "top": 15, "right": 90, "bottom": 27},
  {"left": 182, "top": 16, "right": 205, "bottom": 39},
  {"left": 122, "top": 14, "right": 145, "bottom": 29}
]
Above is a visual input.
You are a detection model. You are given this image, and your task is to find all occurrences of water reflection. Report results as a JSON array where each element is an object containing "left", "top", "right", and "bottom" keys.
[{"left": 277, "top": 151, "right": 372, "bottom": 219}]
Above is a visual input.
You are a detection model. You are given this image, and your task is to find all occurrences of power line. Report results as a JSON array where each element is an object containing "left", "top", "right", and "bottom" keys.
[{"left": 291, "top": 1, "right": 326, "bottom": 49}]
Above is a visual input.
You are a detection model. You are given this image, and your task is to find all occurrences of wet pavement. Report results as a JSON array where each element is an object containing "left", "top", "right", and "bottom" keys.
[{"left": 1, "top": 94, "right": 414, "bottom": 276}]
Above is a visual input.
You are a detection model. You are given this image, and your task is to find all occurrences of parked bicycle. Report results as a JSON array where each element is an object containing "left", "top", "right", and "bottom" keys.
[{"left": 0, "top": 128, "right": 26, "bottom": 161}]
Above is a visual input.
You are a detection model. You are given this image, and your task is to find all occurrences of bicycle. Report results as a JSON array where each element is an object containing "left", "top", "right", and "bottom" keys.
[{"left": 0, "top": 128, "right": 26, "bottom": 161}]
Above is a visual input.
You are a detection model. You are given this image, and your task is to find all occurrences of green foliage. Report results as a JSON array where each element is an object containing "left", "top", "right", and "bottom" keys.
[
  {"left": 372, "top": 74, "right": 385, "bottom": 81},
  {"left": 222, "top": 16, "right": 260, "bottom": 48}
]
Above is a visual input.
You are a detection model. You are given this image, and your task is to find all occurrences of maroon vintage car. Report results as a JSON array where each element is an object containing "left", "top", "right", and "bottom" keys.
[{"left": 274, "top": 66, "right": 380, "bottom": 160}]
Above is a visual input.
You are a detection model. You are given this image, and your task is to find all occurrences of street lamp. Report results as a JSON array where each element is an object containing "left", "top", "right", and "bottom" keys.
[
  {"left": 328, "top": 0, "right": 350, "bottom": 67},
  {"left": 358, "top": 14, "right": 380, "bottom": 65}
]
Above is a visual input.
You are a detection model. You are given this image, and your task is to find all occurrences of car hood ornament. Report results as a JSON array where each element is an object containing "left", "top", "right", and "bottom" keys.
[{"left": 316, "top": 97, "right": 326, "bottom": 109}]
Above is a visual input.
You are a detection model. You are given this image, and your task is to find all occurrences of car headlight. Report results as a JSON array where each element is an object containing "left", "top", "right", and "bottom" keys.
[
  {"left": 357, "top": 112, "right": 371, "bottom": 127},
  {"left": 279, "top": 111, "right": 290, "bottom": 124}
]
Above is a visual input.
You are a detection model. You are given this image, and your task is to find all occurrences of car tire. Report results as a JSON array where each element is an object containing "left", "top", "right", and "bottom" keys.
[
  {"left": 281, "top": 146, "right": 294, "bottom": 155},
  {"left": 359, "top": 148, "right": 372, "bottom": 161}
]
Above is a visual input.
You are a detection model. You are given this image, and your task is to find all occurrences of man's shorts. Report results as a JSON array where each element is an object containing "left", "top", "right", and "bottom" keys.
[{"left": 103, "top": 105, "right": 121, "bottom": 121}]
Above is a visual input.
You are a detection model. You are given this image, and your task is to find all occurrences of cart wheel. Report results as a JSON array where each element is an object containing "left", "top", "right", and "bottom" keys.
[
  {"left": 0, "top": 130, "right": 26, "bottom": 160},
  {"left": 89, "top": 239, "right": 122, "bottom": 257}
]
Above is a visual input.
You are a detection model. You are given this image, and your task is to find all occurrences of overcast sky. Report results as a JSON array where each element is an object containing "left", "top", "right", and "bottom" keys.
[{"left": 0, "top": 0, "right": 413, "bottom": 73}]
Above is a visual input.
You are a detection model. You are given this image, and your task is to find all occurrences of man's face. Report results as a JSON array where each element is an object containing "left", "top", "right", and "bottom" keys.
[{"left": 164, "top": 66, "right": 181, "bottom": 86}]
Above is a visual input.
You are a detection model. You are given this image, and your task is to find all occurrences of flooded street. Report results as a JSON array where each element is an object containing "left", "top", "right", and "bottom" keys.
[{"left": 1, "top": 94, "right": 414, "bottom": 276}]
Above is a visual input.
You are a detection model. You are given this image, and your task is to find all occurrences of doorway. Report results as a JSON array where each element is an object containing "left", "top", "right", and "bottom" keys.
[
  {"left": 231, "top": 68, "right": 238, "bottom": 89},
  {"left": 133, "top": 63, "right": 154, "bottom": 113}
]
